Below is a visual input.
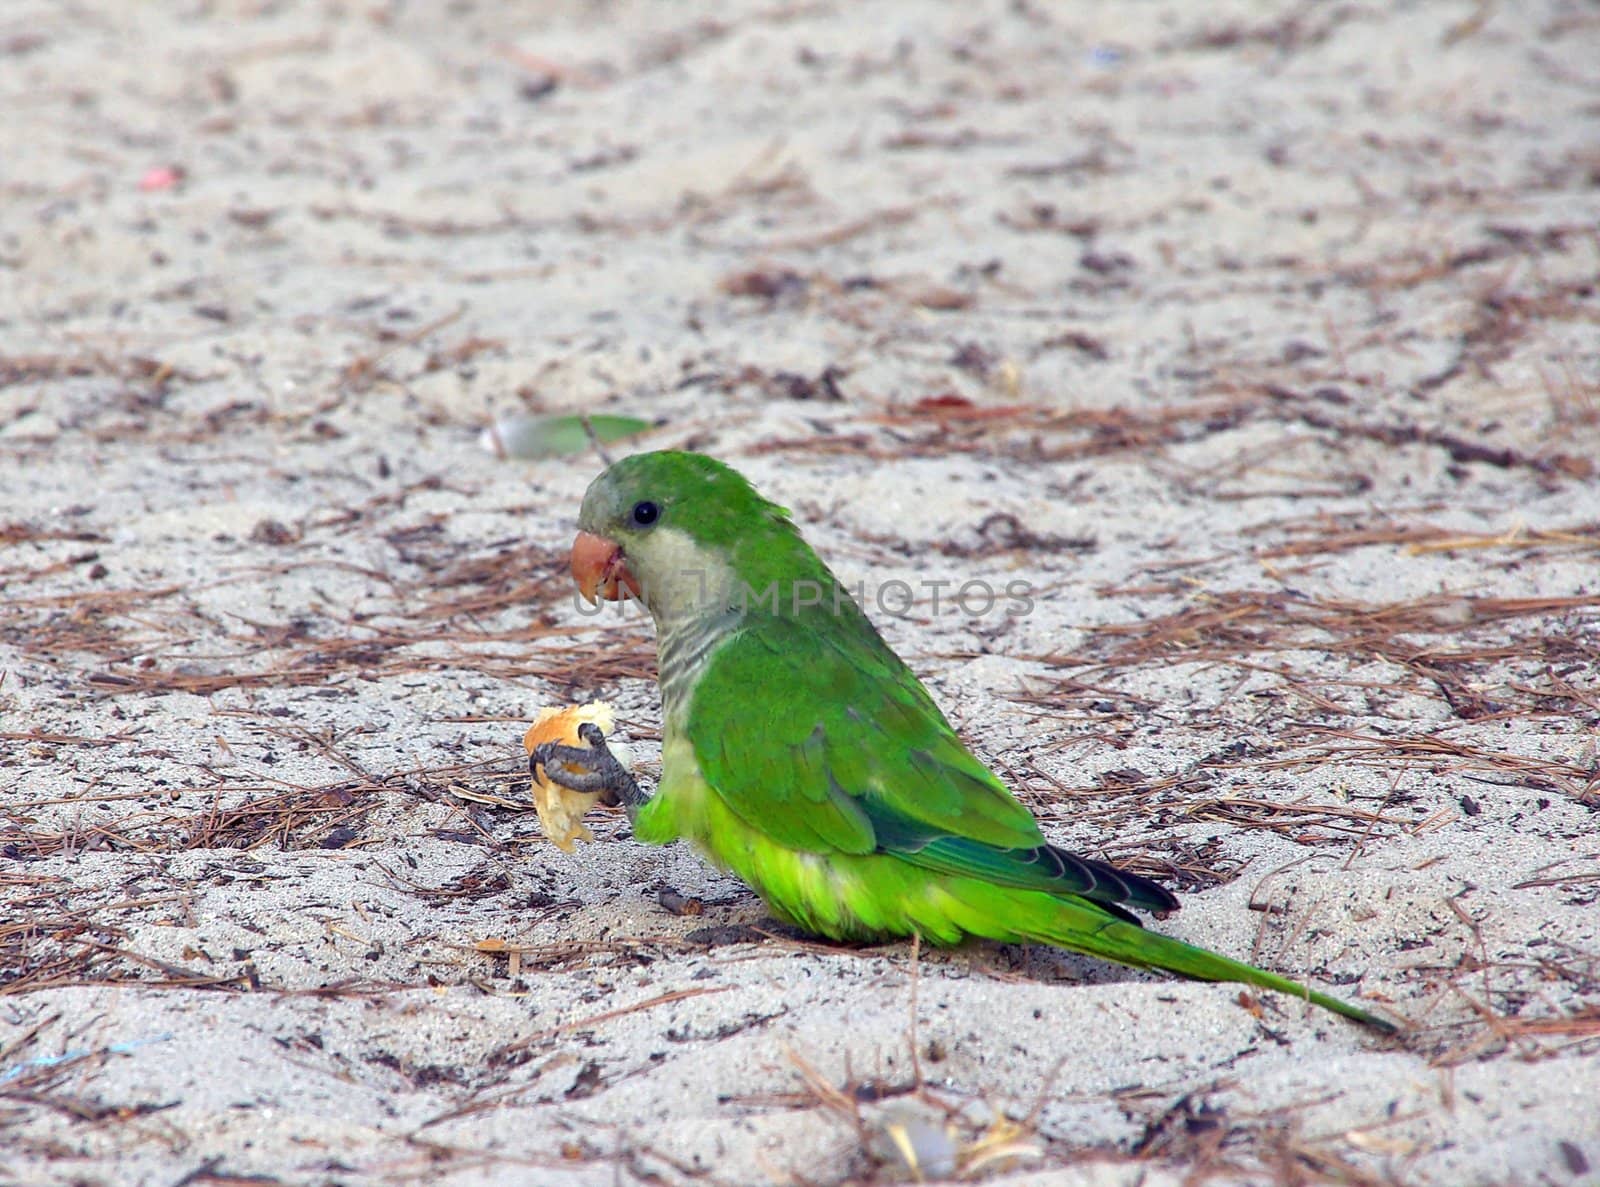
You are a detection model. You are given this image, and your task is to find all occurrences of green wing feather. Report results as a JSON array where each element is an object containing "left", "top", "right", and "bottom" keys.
[{"left": 685, "top": 608, "right": 1177, "bottom": 917}]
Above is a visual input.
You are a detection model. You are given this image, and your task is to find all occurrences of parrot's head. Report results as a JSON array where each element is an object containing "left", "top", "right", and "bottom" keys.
[{"left": 572, "top": 450, "right": 802, "bottom": 623}]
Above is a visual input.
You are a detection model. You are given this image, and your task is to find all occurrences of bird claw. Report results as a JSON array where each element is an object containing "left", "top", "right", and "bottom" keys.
[{"left": 529, "top": 722, "right": 647, "bottom": 813}]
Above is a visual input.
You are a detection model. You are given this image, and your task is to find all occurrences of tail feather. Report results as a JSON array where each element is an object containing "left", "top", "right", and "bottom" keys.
[{"left": 1015, "top": 893, "right": 1397, "bottom": 1032}]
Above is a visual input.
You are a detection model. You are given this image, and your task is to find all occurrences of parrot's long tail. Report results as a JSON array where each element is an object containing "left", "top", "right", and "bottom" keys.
[{"left": 1007, "top": 891, "right": 1398, "bottom": 1032}]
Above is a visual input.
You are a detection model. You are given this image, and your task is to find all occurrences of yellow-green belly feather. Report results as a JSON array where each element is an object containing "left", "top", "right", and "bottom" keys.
[
  {"left": 636, "top": 738, "right": 970, "bottom": 941},
  {"left": 633, "top": 736, "right": 1394, "bottom": 1031}
]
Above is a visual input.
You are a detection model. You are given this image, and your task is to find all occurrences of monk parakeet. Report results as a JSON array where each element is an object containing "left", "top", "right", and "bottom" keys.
[{"left": 535, "top": 450, "right": 1394, "bottom": 1031}]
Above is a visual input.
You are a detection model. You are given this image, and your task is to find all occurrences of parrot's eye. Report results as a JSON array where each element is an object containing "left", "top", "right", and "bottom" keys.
[{"left": 630, "top": 500, "right": 660, "bottom": 527}]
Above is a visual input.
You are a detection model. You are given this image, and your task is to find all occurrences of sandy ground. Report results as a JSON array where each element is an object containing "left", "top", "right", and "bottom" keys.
[{"left": 3, "top": 2, "right": 1600, "bottom": 1184}]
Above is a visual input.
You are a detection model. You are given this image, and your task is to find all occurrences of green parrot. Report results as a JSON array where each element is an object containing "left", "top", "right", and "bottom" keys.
[{"left": 538, "top": 450, "right": 1395, "bottom": 1031}]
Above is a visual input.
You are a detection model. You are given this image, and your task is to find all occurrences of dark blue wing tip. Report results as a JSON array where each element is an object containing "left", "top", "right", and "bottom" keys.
[{"left": 1049, "top": 845, "right": 1182, "bottom": 918}]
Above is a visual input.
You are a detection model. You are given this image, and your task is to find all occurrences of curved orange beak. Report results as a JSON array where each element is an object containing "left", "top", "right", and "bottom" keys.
[{"left": 570, "top": 531, "right": 640, "bottom": 604}]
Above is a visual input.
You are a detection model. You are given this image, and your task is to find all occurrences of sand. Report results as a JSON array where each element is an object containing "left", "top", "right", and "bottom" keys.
[{"left": 3, "top": 1, "right": 1598, "bottom": 1184}]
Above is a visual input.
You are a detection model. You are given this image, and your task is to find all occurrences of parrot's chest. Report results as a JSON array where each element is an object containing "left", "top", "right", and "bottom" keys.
[
  {"left": 654, "top": 607, "right": 742, "bottom": 725},
  {"left": 646, "top": 731, "right": 908, "bottom": 942},
  {"left": 649, "top": 731, "right": 717, "bottom": 840}
]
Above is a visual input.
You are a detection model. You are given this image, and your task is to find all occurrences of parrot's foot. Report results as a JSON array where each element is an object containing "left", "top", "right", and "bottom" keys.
[{"left": 530, "top": 722, "right": 648, "bottom": 814}]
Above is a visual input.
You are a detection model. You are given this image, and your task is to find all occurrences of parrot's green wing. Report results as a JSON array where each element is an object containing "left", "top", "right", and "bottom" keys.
[{"left": 686, "top": 610, "right": 1178, "bottom": 918}]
